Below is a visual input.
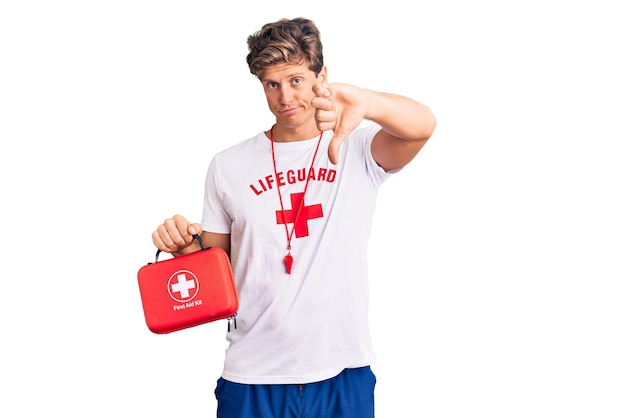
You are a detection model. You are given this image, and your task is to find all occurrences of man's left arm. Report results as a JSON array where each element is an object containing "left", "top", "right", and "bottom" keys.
[
  {"left": 312, "top": 83, "right": 436, "bottom": 171},
  {"left": 366, "top": 90, "right": 437, "bottom": 172}
]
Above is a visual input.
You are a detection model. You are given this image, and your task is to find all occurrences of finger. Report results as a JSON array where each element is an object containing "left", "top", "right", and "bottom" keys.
[
  {"left": 311, "top": 94, "right": 334, "bottom": 112},
  {"left": 172, "top": 214, "right": 195, "bottom": 238},
  {"left": 314, "top": 105, "right": 335, "bottom": 122},
  {"left": 151, "top": 230, "right": 169, "bottom": 252},
  {"left": 153, "top": 225, "right": 180, "bottom": 253},
  {"left": 312, "top": 82, "right": 331, "bottom": 98},
  {"left": 314, "top": 109, "right": 337, "bottom": 134},
  {"left": 155, "top": 215, "right": 193, "bottom": 252}
]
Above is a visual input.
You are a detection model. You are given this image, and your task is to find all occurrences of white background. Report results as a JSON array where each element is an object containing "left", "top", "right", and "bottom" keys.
[{"left": 1, "top": 1, "right": 625, "bottom": 417}]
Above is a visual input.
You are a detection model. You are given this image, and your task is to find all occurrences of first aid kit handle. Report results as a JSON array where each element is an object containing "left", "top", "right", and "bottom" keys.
[{"left": 154, "top": 234, "right": 206, "bottom": 263}]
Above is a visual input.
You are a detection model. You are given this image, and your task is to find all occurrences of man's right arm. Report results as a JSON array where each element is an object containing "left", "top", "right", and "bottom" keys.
[{"left": 152, "top": 214, "right": 231, "bottom": 257}]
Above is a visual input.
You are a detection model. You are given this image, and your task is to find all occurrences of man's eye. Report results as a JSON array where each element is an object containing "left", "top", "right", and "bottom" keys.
[
  {"left": 293, "top": 78, "right": 302, "bottom": 85},
  {"left": 268, "top": 82, "right": 278, "bottom": 89}
]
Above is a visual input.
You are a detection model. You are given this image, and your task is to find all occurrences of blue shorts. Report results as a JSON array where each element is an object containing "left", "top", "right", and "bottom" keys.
[{"left": 214, "top": 366, "right": 376, "bottom": 418}]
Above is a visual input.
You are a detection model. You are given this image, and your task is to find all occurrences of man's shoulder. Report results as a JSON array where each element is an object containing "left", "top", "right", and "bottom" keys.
[{"left": 215, "top": 132, "right": 265, "bottom": 160}]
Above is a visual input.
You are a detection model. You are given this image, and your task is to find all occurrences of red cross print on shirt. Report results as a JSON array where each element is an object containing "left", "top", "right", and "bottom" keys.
[{"left": 275, "top": 192, "right": 323, "bottom": 238}]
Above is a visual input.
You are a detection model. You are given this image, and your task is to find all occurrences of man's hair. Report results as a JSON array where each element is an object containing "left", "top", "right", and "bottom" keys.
[{"left": 246, "top": 17, "right": 324, "bottom": 78}]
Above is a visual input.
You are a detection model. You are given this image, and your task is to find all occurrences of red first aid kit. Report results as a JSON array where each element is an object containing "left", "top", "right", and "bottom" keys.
[{"left": 137, "top": 235, "right": 238, "bottom": 334}]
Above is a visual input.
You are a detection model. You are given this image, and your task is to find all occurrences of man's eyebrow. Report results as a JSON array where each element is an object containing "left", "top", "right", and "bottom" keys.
[{"left": 261, "top": 71, "right": 309, "bottom": 83}]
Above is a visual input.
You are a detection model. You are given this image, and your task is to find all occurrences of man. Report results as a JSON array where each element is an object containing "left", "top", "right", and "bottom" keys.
[{"left": 152, "top": 17, "right": 436, "bottom": 418}]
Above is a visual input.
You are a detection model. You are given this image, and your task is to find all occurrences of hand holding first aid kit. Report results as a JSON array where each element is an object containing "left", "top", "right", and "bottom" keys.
[{"left": 137, "top": 235, "right": 239, "bottom": 334}]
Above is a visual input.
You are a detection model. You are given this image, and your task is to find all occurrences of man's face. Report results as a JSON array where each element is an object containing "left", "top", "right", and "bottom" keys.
[{"left": 260, "top": 62, "right": 326, "bottom": 129}]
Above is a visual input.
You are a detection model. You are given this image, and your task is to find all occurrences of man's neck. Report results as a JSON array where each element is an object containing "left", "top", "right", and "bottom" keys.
[{"left": 268, "top": 122, "right": 321, "bottom": 143}]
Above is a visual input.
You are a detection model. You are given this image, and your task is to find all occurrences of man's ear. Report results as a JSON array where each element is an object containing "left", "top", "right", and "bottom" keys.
[{"left": 317, "top": 65, "right": 328, "bottom": 84}]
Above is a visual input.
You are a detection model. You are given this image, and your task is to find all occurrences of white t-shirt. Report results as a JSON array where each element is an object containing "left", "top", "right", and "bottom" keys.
[{"left": 202, "top": 124, "right": 393, "bottom": 384}]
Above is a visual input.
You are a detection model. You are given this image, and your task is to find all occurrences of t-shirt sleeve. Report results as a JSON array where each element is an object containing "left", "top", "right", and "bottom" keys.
[
  {"left": 201, "top": 156, "right": 232, "bottom": 234},
  {"left": 352, "top": 123, "right": 398, "bottom": 187}
]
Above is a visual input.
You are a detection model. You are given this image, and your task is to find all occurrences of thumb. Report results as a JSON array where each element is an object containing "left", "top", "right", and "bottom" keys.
[
  {"left": 327, "top": 132, "right": 347, "bottom": 165},
  {"left": 188, "top": 223, "right": 203, "bottom": 236}
]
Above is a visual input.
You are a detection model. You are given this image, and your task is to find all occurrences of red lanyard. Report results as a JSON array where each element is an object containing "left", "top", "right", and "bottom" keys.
[{"left": 270, "top": 127, "right": 323, "bottom": 274}]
